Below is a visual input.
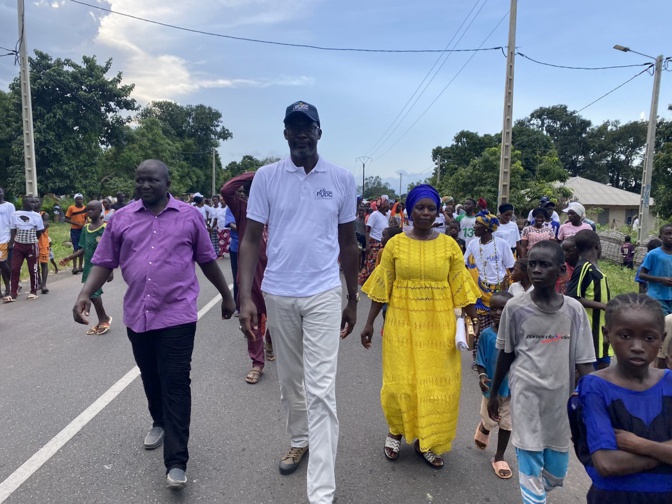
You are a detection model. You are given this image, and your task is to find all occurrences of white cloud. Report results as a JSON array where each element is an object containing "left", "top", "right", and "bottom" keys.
[{"left": 89, "top": 0, "right": 317, "bottom": 102}]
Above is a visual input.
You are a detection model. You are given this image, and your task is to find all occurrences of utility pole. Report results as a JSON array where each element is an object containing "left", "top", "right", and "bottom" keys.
[
  {"left": 497, "top": 0, "right": 517, "bottom": 207},
  {"left": 637, "top": 55, "right": 663, "bottom": 242},
  {"left": 211, "top": 147, "right": 216, "bottom": 196},
  {"left": 17, "top": 0, "right": 38, "bottom": 196},
  {"left": 399, "top": 172, "right": 402, "bottom": 197},
  {"left": 436, "top": 156, "right": 441, "bottom": 187},
  {"left": 356, "top": 156, "right": 371, "bottom": 198}
]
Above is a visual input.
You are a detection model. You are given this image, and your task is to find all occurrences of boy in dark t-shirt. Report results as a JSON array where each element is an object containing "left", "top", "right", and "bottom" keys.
[{"left": 620, "top": 235, "right": 635, "bottom": 269}]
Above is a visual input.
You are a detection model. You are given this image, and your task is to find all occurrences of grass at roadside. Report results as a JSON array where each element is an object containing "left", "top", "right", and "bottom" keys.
[
  {"left": 16, "top": 222, "right": 74, "bottom": 281},
  {"left": 598, "top": 260, "right": 637, "bottom": 298}
]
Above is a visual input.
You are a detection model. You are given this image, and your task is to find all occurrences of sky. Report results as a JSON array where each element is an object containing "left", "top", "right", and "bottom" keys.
[{"left": 1, "top": 0, "right": 671, "bottom": 193}]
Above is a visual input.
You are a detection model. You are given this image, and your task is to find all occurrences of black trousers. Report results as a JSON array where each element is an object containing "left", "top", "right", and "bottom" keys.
[{"left": 127, "top": 322, "right": 196, "bottom": 472}]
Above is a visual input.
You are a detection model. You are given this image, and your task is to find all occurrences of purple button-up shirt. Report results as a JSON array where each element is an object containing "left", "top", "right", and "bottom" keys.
[{"left": 92, "top": 195, "right": 217, "bottom": 333}]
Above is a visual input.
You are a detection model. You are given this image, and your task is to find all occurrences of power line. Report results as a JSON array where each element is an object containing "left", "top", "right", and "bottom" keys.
[
  {"left": 578, "top": 65, "right": 653, "bottom": 112},
  {"left": 374, "top": 10, "right": 509, "bottom": 162},
  {"left": 516, "top": 52, "right": 651, "bottom": 71},
  {"left": 368, "top": 0, "right": 497, "bottom": 158},
  {"left": 364, "top": 0, "right": 490, "bottom": 157},
  {"left": 69, "top": 0, "right": 504, "bottom": 54}
]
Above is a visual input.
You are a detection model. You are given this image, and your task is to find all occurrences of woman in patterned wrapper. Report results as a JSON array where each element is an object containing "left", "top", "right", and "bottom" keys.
[{"left": 360, "top": 184, "right": 480, "bottom": 469}]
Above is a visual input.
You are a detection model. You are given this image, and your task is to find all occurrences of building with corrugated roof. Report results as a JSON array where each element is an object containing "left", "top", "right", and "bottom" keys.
[{"left": 554, "top": 176, "right": 653, "bottom": 227}]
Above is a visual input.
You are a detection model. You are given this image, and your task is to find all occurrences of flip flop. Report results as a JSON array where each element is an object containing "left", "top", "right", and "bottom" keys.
[
  {"left": 491, "top": 458, "right": 513, "bottom": 479},
  {"left": 474, "top": 422, "right": 489, "bottom": 450},
  {"left": 27, "top": 293, "right": 38, "bottom": 300},
  {"left": 96, "top": 317, "right": 113, "bottom": 335},
  {"left": 2, "top": 296, "right": 15, "bottom": 303},
  {"left": 245, "top": 367, "right": 263, "bottom": 384},
  {"left": 86, "top": 326, "right": 100, "bottom": 335}
]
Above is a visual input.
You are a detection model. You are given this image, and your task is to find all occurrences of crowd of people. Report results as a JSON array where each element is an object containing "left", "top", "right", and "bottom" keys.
[
  {"left": 2, "top": 100, "right": 672, "bottom": 504},
  {"left": 355, "top": 186, "right": 672, "bottom": 504}
]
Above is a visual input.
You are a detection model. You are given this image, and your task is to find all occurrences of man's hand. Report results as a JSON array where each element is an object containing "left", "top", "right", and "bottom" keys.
[
  {"left": 487, "top": 395, "right": 500, "bottom": 422},
  {"left": 360, "top": 323, "right": 374, "bottom": 349},
  {"left": 478, "top": 375, "right": 491, "bottom": 393},
  {"left": 221, "top": 293, "right": 236, "bottom": 320},
  {"left": 73, "top": 295, "right": 92, "bottom": 325},
  {"left": 238, "top": 298, "right": 257, "bottom": 341},
  {"left": 340, "top": 302, "right": 357, "bottom": 339},
  {"left": 662, "top": 277, "right": 672, "bottom": 287}
]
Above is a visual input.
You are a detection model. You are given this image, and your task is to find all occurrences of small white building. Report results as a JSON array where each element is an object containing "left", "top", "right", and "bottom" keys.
[{"left": 554, "top": 176, "right": 653, "bottom": 227}]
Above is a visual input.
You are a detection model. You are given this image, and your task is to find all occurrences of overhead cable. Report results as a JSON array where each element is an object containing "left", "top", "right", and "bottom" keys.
[
  {"left": 367, "top": 0, "right": 494, "bottom": 158},
  {"left": 374, "top": 10, "right": 509, "bottom": 162},
  {"left": 69, "top": 0, "right": 502, "bottom": 54},
  {"left": 578, "top": 65, "right": 654, "bottom": 112},
  {"left": 516, "top": 52, "right": 651, "bottom": 71}
]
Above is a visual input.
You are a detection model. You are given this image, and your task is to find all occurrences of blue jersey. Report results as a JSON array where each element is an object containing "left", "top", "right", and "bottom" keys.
[
  {"left": 574, "top": 371, "right": 672, "bottom": 503},
  {"left": 641, "top": 248, "right": 672, "bottom": 301},
  {"left": 475, "top": 326, "right": 509, "bottom": 398}
]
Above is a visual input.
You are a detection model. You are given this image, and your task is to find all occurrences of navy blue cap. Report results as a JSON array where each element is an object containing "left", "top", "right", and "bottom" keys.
[{"left": 284, "top": 101, "right": 320, "bottom": 125}]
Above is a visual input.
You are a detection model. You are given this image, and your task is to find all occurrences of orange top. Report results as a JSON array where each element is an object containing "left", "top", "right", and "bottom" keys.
[{"left": 65, "top": 205, "right": 87, "bottom": 229}]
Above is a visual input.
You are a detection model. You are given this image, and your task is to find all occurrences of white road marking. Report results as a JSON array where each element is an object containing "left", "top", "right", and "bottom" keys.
[{"left": 0, "top": 288, "right": 230, "bottom": 503}]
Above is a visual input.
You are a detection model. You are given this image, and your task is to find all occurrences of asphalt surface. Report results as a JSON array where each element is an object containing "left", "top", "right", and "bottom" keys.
[{"left": 0, "top": 259, "right": 591, "bottom": 503}]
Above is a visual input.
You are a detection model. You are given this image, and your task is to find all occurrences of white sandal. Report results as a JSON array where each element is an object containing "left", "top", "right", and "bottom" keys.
[{"left": 384, "top": 434, "right": 402, "bottom": 461}]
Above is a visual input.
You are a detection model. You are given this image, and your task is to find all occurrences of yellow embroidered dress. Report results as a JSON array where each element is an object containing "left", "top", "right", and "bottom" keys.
[{"left": 362, "top": 233, "right": 479, "bottom": 453}]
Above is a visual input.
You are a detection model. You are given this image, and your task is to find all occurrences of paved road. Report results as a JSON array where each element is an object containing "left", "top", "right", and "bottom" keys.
[{"left": 0, "top": 260, "right": 591, "bottom": 503}]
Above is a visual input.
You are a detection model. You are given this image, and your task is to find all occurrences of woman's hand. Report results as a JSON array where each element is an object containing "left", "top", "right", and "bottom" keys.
[{"left": 361, "top": 323, "right": 375, "bottom": 349}]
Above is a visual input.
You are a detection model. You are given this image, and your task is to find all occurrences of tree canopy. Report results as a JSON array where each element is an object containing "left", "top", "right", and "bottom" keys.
[
  {"left": 1, "top": 51, "right": 233, "bottom": 199},
  {"left": 426, "top": 104, "right": 671, "bottom": 217}
]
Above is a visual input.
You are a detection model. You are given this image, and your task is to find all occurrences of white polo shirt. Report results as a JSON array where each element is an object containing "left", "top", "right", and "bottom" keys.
[{"left": 247, "top": 156, "right": 357, "bottom": 297}]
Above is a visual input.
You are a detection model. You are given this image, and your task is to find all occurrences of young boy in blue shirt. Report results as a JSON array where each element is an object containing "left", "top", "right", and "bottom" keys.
[
  {"left": 639, "top": 223, "right": 672, "bottom": 315},
  {"left": 474, "top": 290, "right": 514, "bottom": 479}
]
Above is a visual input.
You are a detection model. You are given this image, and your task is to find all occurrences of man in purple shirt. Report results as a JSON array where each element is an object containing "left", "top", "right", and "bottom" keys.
[{"left": 72, "top": 159, "right": 235, "bottom": 490}]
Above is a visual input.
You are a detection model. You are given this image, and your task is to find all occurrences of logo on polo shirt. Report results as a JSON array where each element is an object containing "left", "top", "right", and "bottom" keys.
[{"left": 315, "top": 188, "right": 333, "bottom": 199}]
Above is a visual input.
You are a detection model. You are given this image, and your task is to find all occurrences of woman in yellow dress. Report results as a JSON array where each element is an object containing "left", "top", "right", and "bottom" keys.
[{"left": 360, "top": 184, "right": 479, "bottom": 468}]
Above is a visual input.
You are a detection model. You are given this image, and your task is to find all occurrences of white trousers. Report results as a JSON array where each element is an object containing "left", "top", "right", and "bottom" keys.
[{"left": 264, "top": 286, "right": 341, "bottom": 504}]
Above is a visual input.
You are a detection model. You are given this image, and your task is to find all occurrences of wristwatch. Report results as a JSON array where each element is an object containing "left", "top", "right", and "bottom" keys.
[{"left": 346, "top": 292, "right": 359, "bottom": 302}]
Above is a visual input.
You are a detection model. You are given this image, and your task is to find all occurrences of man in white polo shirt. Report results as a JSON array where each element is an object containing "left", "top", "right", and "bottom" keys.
[{"left": 237, "top": 101, "right": 358, "bottom": 504}]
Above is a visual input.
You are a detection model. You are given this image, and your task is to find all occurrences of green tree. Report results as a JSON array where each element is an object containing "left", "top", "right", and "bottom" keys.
[
  {"left": 524, "top": 105, "right": 592, "bottom": 177},
  {"left": 357, "top": 176, "right": 397, "bottom": 200},
  {"left": 584, "top": 120, "right": 647, "bottom": 189},
  {"left": 97, "top": 118, "right": 198, "bottom": 197},
  {"left": 223, "top": 155, "right": 280, "bottom": 179},
  {"left": 4, "top": 51, "right": 138, "bottom": 196},
  {"left": 512, "top": 121, "right": 554, "bottom": 180},
  {"left": 137, "top": 101, "right": 232, "bottom": 194}
]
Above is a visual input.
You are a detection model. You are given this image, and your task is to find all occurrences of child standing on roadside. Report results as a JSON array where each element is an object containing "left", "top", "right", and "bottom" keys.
[
  {"left": 474, "top": 291, "right": 514, "bottom": 479},
  {"left": 620, "top": 235, "right": 635, "bottom": 269},
  {"left": 508, "top": 258, "right": 533, "bottom": 297},
  {"left": 4, "top": 196, "right": 43, "bottom": 302},
  {"left": 448, "top": 220, "right": 466, "bottom": 253},
  {"left": 636, "top": 239, "right": 663, "bottom": 293},
  {"left": 60, "top": 200, "right": 113, "bottom": 335},
  {"left": 639, "top": 224, "right": 672, "bottom": 315},
  {"left": 488, "top": 241, "right": 595, "bottom": 504},
  {"left": 568, "top": 230, "right": 612, "bottom": 370},
  {"left": 571, "top": 293, "right": 672, "bottom": 504}
]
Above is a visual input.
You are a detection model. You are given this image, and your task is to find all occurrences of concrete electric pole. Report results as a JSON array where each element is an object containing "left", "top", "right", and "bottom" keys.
[
  {"left": 356, "top": 156, "right": 371, "bottom": 198},
  {"left": 212, "top": 147, "right": 216, "bottom": 197},
  {"left": 497, "top": 0, "right": 517, "bottom": 207},
  {"left": 613, "top": 45, "right": 666, "bottom": 242},
  {"left": 17, "top": 0, "right": 38, "bottom": 196}
]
